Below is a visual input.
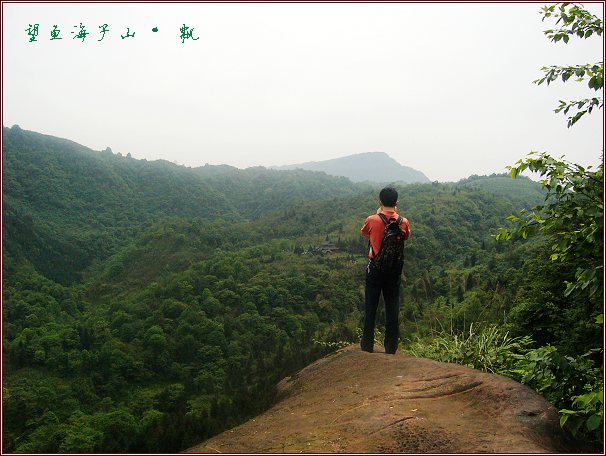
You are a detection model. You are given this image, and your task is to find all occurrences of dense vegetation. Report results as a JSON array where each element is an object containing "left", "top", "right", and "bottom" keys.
[
  {"left": 3, "top": 125, "right": 363, "bottom": 285},
  {"left": 4, "top": 10, "right": 604, "bottom": 442},
  {"left": 5, "top": 123, "right": 584, "bottom": 452}
]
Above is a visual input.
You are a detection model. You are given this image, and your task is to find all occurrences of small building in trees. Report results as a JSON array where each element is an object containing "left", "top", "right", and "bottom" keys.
[{"left": 313, "top": 241, "right": 340, "bottom": 255}]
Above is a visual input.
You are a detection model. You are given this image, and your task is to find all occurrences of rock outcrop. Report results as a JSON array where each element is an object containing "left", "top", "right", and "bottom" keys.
[{"left": 185, "top": 345, "right": 574, "bottom": 453}]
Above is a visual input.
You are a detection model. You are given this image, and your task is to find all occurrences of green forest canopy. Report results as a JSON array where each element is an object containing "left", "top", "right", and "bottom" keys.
[{"left": 2, "top": 124, "right": 602, "bottom": 452}]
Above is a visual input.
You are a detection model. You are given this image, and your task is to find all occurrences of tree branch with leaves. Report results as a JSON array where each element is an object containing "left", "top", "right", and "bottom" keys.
[
  {"left": 496, "top": 152, "right": 603, "bottom": 299},
  {"left": 534, "top": 3, "right": 603, "bottom": 127}
]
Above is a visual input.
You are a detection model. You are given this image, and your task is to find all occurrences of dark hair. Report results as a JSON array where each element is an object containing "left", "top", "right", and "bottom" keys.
[{"left": 379, "top": 187, "right": 398, "bottom": 207}]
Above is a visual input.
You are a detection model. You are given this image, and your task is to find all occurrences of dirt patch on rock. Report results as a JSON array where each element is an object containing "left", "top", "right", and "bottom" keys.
[{"left": 185, "top": 345, "right": 575, "bottom": 453}]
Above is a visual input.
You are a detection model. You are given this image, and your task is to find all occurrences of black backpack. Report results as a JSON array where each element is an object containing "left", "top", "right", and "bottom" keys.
[{"left": 373, "top": 213, "right": 406, "bottom": 276}]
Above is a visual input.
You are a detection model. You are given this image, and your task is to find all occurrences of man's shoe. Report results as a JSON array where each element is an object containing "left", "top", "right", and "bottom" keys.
[
  {"left": 384, "top": 344, "right": 397, "bottom": 355},
  {"left": 360, "top": 344, "right": 373, "bottom": 353}
]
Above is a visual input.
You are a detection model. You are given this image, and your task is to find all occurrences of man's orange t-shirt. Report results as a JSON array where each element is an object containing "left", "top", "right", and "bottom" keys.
[{"left": 360, "top": 210, "right": 411, "bottom": 259}]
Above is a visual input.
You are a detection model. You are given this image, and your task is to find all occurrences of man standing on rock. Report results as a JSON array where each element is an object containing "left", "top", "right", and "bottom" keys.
[{"left": 360, "top": 187, "right": 411, "bottom": 354}]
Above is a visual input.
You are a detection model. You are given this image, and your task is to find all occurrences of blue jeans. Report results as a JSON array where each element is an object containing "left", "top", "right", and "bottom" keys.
[{"left": 361, "top": 259, "right": 401, "bottom": 354}]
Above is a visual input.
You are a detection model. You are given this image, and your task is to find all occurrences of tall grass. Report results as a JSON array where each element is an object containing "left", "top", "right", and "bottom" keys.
[
  {"left": 405, "top": 323, "right": 532, "bottom": 376},
  {"left": 404, "top": 324, "right": 602, "bottom": 446}
]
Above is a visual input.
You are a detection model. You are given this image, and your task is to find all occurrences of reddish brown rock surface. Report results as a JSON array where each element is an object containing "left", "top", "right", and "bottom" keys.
[{"left": 185, "top": 345, "right": 575, "bottom": 453}]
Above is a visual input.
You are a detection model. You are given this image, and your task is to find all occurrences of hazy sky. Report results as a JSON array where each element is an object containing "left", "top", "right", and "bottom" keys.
[{"left": 3, "top": 2, "right": 604, "bottom": 182}]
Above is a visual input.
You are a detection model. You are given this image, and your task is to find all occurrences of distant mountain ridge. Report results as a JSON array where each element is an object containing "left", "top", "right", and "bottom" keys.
[{"left": 271, "top": 152, "right": 430, "bottom": 184}]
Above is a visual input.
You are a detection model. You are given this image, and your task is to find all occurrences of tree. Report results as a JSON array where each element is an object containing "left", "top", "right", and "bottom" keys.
[
  {"left": 494, "top": 7, "right": 603, "bottom": 441},
  {"left": 498, "top": 154, "right": 603, "bottom": 299},
  {"left": 497, "top": 3, "right": 603, "bottom": 301}
]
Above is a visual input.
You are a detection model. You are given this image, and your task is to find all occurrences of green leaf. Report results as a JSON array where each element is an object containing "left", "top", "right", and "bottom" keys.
[
  {"left": 569, "top": 417, "right": 583, "bottom": 435},
  {"left": 586, "top": 414, "right": 601, "bottom": 431}
]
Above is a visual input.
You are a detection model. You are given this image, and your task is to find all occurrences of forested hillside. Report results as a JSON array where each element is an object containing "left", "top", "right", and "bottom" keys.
[
  {"left": 2, "top": 126, "right": 601, "bottom": 452},
  {"left": 3, "top": 125, "right": 363, "bottom": 285}
]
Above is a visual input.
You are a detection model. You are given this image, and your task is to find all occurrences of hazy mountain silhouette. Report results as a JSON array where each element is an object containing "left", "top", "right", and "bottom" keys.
[{"left": 272, "top": 152, "right": 430, "bottom": 184}]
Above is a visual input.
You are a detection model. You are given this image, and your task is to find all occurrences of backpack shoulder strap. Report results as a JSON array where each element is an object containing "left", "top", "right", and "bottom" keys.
[{"left": 378, "top": 213, "right": 389, "bottom": 225}]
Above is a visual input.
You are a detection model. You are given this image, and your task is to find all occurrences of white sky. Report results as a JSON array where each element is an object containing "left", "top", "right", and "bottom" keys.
[{"left": 3, "top": 2, "right": 604, "bottom": 182}]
